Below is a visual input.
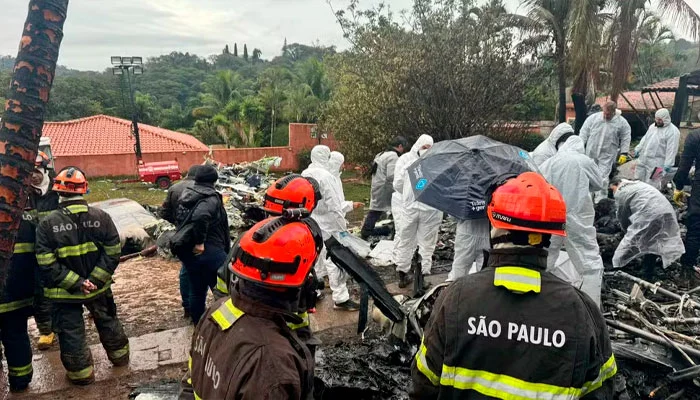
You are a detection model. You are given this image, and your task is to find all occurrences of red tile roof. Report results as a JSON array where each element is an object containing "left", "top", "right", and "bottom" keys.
[
  {"left": 566, "top": 91, "right": 676, "bottom": 113},
  {"left": 42, "top": 115, "right": 208, "bottom": 157},
  {"left": 642, "top": 77, "right": 698, "bottom": 92}
]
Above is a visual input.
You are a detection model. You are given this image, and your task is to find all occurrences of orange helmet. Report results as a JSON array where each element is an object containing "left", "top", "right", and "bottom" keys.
[
  {"left": 230, "top": 216, "right": 323, "bottom": 288},
  {"left": 487, "top": 172, "right": 566, "bottom": 236},
  {"left": 35, "top": 151, "right": 50, "bottom": 168},
  {"left": 263, "top": 174, "right": 321, "bottom": 216},
  {"left": 52, "top": 166, "right": 88, "bottom": 195}
]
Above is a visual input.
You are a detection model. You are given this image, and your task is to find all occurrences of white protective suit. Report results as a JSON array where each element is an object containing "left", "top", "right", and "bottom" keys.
[
  {"left": 580, "top": 111, "right": 632, "bottom": 202},
  {"left": 329, "top": 151, "right": 354, "bottom": 215},
  {"left": 370, "top": 150, "right": 399, "bottom": 212},
  {"left": 540, "top": 136, "right": 605, "bottom": 305},
  {"left": 302, "top": 146, "right": 350, "bottom": 304},
  {"left": 529, "top": 122, "right": 574, "bottom": 167},
  {"left": 392, "top": 135, "right": 444, "bottom": 274},
  {"left": 634, "top": 109, "right": 680, "bottom": 184},
  {"left": 447, "top": 219, "right": 490, "bottom": 281},
  {"left": 613, "top": 180, "right": 685, "bottom": 269}
]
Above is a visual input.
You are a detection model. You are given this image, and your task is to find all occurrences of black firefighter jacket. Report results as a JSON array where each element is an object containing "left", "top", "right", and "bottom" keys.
[
  {"left": 177, "top": 183, "right": 230, "bottom": 250},
  {"left": 180, "top": 288, "right": 314, "bottom": 400},
  {"left": 35, "top": 200, "right": 122, "bottom": 303},
  {"left": 673, "top": 129, "right": 700, "bottom": 188},
  {"left": 160, "top": 178, "right": 195, "bottom": 224},
  {"left": 411, "top": 248, "right": 616, "bottom": 400},
  {"left": 0, "top": 211, "right": 39, "bottom": 314}
]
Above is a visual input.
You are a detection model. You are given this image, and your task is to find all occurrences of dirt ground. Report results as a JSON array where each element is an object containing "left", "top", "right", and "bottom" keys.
[{"left": 28, "top": 256, "right": 193, "bottom": 352}]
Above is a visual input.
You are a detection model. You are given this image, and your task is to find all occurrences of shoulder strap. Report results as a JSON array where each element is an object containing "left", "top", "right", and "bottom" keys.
[{"left": 178, "top": 198, "right": 208, "bottom": 229}]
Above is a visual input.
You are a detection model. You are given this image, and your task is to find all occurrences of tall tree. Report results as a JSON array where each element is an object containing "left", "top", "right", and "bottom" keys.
[
  {"left": 521, "top": 0, "right": 573, "bottom": 123},
  {"left": 223, "top": 44, "right": 230, "bottom": 54},
  {"left": 252, "top": 48, "right": 262, "bottom": 63},
  {"left": 0, "top": 0, "right": 68, "bottom": 285},
  {"left": 243, "top": 44, "right": 249, "bottom": 61},
  {"left": 233, "top": 43, "right": 238, "bottom": 57}
]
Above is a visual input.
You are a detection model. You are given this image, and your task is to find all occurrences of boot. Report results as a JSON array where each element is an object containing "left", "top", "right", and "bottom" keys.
[
  {"left": 398, "top": 272, "right": 413, "bottom": 288},
  {"left": 37, "top": 333, "right": 55, "bottom": 350},
  {"left": 69, "top": 371, "right": 95, "bottom": 386}
]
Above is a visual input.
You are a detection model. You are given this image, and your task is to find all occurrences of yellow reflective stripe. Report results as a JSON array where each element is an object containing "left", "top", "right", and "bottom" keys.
[
  {"left": 44, "top": 280, "right": 111, "bottom": 300},
  {"left": 0, "top": 298, "right": 33, "bottom": 313},
  {"left": 104, "top": 243, "right": 121, "bottom": 256},
  {"left": 211, "top": 298, "right": 245, "bottom": 330},
  {"left": 13, "top": 242, "right": 35, "bottom": 254},
  {"left": 441, "top": 365, "right": 582, "bottom": 399},
  {"left": 194, "top": 392, "right": 202, "bottom": 400},
  {"left": 494, "top": 266, "right": 541, "bottom": 294},
  {"left": 187, "top": 357, "right": 193, "bottom": 384},
  {"left": 415, "top": 340, "right": 440, "bottom": 386},
  {"left": 108, "top": 343, "right": 130, "bottom": 360},
  {"left": 36, "top": 252, "right": 57, "bottom": 266},
  {"left": 57, "top": 242, "right": 98, "bottom": 258},
  {"left": 581, "top": 355, "right": 617, "bottom": 396},
  {"left": 8, "top": 362, "right": 33, "bottom": 377},
  {"left": 216, "top": 276, "right": 229, "bottom": 295},
  {"left": 90, "top": 267, "right": 112, "bottom": 282},
  {"left": 38, "top": 210, "right": 53, "bottom": 218},
  {"left": 59, "top": 270, "right": 81, "bottom": 290},
  {"left": 65, "top": 205, "right": 88, "bottom": 214},
  {"left": 287, "top": 312, "right": 310, "bottom": 330},
  {"left": 66, "top": 365, "right": 93, "bottom": 380}
]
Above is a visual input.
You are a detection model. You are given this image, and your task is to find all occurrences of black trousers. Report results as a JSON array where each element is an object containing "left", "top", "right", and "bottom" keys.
[
  {"left": 52, "top": 291, "right": 129, "bottom": 382},
  {"left": 34, "top": 291, "right": 52, "bottom": 335},
  {"left": 682, "top": 181, "right": 700, "bottom": 269},
  {"left": 0, "top": 308, "right": 33, "bottom": 389},
  {"left": 360, "top": 210, "right": 391, "bottom": 239}
]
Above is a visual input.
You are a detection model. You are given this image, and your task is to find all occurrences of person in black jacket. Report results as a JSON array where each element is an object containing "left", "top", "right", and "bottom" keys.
[
  {"left": 30, "top": 152, "right": 60, "bottom": 350},
  {"left": 35, "top": 167, "right": 128, "bottom": 385},
  {"left": 0, "top": 195, "right": 40, "bottom": 392},
  {"left": 177, "top": 165, "right": 230, "bottom": 324},
  {"left": 160, "top": 165, "right": 203, "bottom": 318},
  {"left": 412, "top": 172, "right": 615, "bottom": 399},
  {"left": 674, "top": 129, "right": 700, "bottom": 285}
]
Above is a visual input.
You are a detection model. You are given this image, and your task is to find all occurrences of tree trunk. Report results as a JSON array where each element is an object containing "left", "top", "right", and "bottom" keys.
[
  {"left": 0, "top": 0, "right": 68, "bottom": 287},
  {"left": 571, "top": 92, "right": 588, "bottom": 134},
  {"left": 556, "top": 43, "right": 567, "bottom": 123}
]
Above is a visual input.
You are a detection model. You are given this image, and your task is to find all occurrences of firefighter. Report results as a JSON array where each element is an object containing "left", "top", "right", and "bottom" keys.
[
  {"left": 180, "top": 214, "right": 323, "bottom": 399},
  {"left": 411, "top": 172, "right": 616, "bottom": 399},
  {"left": 31, "top": 151, "right": 59, "bottom": 350},
  {"left": 35, "top": 167, "right": 129, "bottom": 385},
  {"left": 214, "top": 174, "right": 322, "bottom": 348},
  {"left": 0, "top": 194, "right": 39, "bottom": 392}
]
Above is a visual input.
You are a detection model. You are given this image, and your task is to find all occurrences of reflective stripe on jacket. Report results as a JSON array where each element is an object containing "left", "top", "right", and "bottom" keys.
[
  {"left": 411, "top": 248, "right": 616, "bottom": 400},
  {"left": 35, "top": 200, "right": 121, "bottom": 303}
]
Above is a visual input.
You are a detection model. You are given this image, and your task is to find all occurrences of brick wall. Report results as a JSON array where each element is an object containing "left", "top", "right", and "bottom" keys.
[{"left": 55, "top": 123, "right": 336, "bottom": 177}]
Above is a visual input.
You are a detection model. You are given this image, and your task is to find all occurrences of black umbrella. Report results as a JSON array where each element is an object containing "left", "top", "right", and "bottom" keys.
[{"left": 408, "top": 135, "right": 539, "bottom": 220}]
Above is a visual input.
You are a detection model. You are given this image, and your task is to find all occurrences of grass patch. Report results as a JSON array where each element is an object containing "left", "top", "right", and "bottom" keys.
[{"left": 87, "top": 179, "right": 167, "bottom": 206}]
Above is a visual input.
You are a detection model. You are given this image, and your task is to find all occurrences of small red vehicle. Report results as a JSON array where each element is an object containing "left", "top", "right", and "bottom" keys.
[{"left": 138, "top": 160, "right": 181, "bottom": 189}]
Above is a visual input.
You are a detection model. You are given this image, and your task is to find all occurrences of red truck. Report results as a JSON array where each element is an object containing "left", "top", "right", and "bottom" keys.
[{"left": 137, "top": 160, "right": 181, "bottom": 189}]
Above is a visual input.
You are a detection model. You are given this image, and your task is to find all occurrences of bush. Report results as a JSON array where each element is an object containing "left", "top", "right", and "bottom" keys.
[
  {"left": 488, "top": 130, "right": 544, "bottom": 152},
  {"left": 297, "top": 148, "right": 312, "bottom": 172}
]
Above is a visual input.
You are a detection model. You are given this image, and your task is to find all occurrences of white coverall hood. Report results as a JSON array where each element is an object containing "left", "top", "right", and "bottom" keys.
[
  {"left": 634, "top": 108, "right": 680, "bottom": 186},
  {"left": 540, "top": 133, "right": 605, "bottom": 305},
  {"left": 412, "top": 135, "right": 434, "bottom": 154},
  {"left": 310, "top": 145, "right": 331, "bottom": 170},
  {"left": 613, "top": 181, "right": 684, "bottom": 269},
  {"left": 530, "top": 123, "right": 574, "bottom": 166},
  {"left": 329, "top": 151, "right": 344, "bottom": 179},
  {"left": 33, "top": 167, "right": 51, "bottom": 196}
]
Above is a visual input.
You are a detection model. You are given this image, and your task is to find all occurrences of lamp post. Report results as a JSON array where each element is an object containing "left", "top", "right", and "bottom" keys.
[{"left": 111, "top": 56, "right": 144, "bottom": 161}]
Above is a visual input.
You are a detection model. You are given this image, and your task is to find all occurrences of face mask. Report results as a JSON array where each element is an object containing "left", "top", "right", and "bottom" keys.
[{"left": 655, "top": 121, "right": 664, "bottom": 127}]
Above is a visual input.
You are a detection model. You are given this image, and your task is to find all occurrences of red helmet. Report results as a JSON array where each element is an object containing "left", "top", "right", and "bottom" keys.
[
  {"left": 263, "top": 174, "right": 321, "bottom": 216},
  {"left": 488, "top": 172, "right": 566, "bottom": 236},
  {"left": 53, "top": 166, "right": 88, "bottom": 195},
  {"left": 230, "top": 216, "right": 323, "bottom": 288},
  {"left": 35, "top": 151, "right": 50, "bottom": 168}
]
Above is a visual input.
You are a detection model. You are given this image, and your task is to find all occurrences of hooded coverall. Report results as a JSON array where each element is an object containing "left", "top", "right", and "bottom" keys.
[
  {"left": 580, "top": 111, "right": 631, "bottom": 202},
  {"left": 612, "top": 180, "right": 685, "bottom": 270},
  {"left": 674, "top": 129, "right": 700, "bottom": 273},
  {"left": 302, "top": 146, "right": 351, "bottom": 304},
  {"left": 530, "top": 122, "right": 574, "bottom": 167},
  {"left": 541, "top": 136, "right": 605, "bottom": 306},
  {"left": 35, "top": 199, "right": 129, "bottom": 384},
  {"left": 393, "top": 135, "right": 443, "bottom": 275},
  {"left": 634, "top": 108, "right": 680, "bottom": 185},
  {"left": 363, "top": 148, "right": 400, "bottom": 238}
]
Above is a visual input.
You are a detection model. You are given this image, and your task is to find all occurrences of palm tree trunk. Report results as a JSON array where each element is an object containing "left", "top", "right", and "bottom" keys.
[
  {"left": 571, "top": 74, "right": 588, "bottom": 134},
  {"left": 556, "top": 42, "right": 567, "bottom": 123},
  {"left": 0, "top": 0, "right": 68, "bottom": 287}
]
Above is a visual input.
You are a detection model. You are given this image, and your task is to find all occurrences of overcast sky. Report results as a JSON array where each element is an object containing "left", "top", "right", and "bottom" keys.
[{"left": 0, "top": 0, "right": 695, "bottom": 71}]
